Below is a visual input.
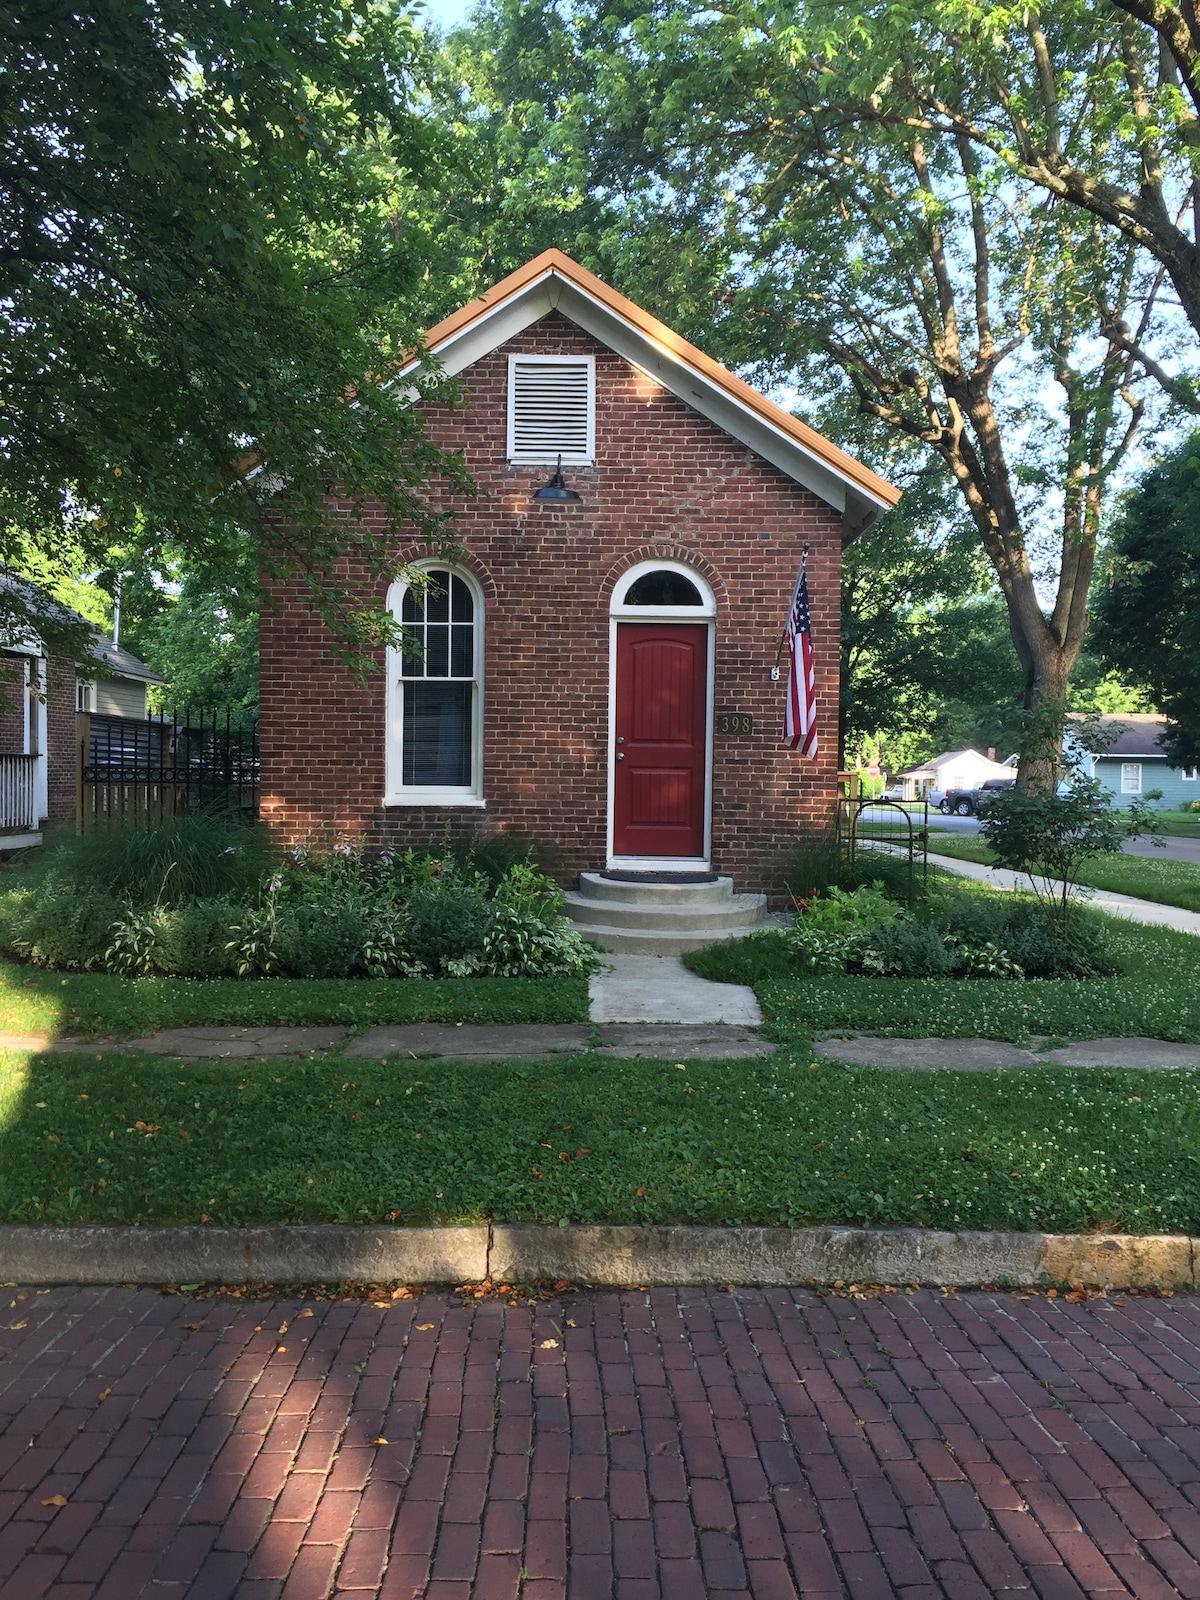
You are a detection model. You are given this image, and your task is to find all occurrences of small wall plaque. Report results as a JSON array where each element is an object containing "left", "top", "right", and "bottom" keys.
[{"left": 716, "top": 712, "right": 754, "bottom": 736}]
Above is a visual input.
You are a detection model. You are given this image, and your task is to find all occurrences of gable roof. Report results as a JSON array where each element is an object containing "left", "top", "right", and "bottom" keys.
[
  {"left": 411, "top": 250, "right": 900, "bottom": 539},
  {"left": 897, "top": 748, "right": 1015, "bottom": 779},
  {"left": 1070, "top": 713, "right": 1169, "bottom": 761}
]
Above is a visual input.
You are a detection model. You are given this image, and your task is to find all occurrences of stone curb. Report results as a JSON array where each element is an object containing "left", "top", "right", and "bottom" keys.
[{"left": 0, "top": 1224, "right": 1194, "bottom": 1290}]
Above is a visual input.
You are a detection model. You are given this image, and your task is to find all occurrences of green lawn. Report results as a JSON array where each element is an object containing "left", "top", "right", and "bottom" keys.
[
  {"left": 691, "top": 908, "right": 1200, "bottom": 1044},
  {"left": 0, "top": 963, "right": 590, "bottom": 1037},
  {"left": 2, "top": 1046, "right": 1199, "bottom": 1234},
  {"left": 922, "top": 833, "right": 1200, "bottom": 913}
]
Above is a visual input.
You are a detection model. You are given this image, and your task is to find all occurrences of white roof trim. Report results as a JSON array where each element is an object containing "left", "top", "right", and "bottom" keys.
[{"left": 403, "top": 267, "right": 890, "bottom": 528}]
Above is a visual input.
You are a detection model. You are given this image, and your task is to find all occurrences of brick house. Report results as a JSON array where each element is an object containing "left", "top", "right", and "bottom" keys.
[{"left": 260, "top": 251, "right": 898, "bottom": 890}]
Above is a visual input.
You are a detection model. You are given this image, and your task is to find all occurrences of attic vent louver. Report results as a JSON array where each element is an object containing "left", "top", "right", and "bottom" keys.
[{"left": 507, "top": 355, "right": 594, "bottom": 464}]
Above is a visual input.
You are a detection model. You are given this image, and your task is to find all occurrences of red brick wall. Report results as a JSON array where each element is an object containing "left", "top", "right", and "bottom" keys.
[
  {"left": 45, "top": 657, "right": 77, "bottom": 827},
  {"left": 260, "top": 313, "right": 843, "bottom": 888}
]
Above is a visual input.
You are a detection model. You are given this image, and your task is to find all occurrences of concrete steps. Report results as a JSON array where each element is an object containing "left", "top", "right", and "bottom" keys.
[{"left": 564, "top": 871, "right": 768, "bottom": 955}]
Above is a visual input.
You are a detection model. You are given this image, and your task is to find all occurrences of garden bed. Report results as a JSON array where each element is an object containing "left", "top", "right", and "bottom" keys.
[
  {"left": 689, "top": 906, "right": 1200, "bottom": 1044},
  {"left": 2, "top": 1047, "right": 1199, "bottom": 1235}
]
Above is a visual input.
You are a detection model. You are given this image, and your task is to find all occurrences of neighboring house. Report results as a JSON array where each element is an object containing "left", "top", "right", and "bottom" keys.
[
  {"left": 77, "top": 639, "right": 165, "bottom": 776},
  {"left": 259, "top": 250, "right": 899, "bottom": 887},
  {"left": 1066, "top": 713, "right": 1196, "bottom": 807},
  {"left": 894, "top": 748, "right": 1016, "bottom": 803},
  {"left": 0, "top": 586, "right": 161, "bottom": 842}
]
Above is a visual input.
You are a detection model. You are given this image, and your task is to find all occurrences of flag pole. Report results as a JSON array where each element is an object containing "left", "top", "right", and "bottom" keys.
[{"left": 771, "top": 543, "right": 809, "bottom": 680}]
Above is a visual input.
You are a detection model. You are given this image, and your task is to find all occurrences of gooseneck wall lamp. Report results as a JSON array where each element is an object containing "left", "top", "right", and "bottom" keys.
[{"left": 531, "top": 454, "right": 581, "bottom": 503}]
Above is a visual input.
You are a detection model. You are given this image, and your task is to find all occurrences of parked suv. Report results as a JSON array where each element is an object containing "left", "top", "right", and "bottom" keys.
[{"left": 938, "top": 777, "right": 1015, "bottom": 816}]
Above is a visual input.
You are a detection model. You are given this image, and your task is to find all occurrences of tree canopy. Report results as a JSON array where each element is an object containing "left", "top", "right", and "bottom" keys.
[
  {"left": 1090, "top": 430, "right": 1200, "bottom": 765},
  {"left": 2, "top": 0, "right": 467, "bottom": 666},
  {"left": 426, "top": 0, "right": 1164, "bottom": 784}
]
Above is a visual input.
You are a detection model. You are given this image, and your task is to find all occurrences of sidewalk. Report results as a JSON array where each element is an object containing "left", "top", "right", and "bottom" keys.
[{"left": 871, "top": 843, "right": 1200, "bottom": 936}]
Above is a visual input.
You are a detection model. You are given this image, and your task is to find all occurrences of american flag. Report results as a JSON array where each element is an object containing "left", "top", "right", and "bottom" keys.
[{"left": 782, "top": 564, "right": 817, "bottom": 758}]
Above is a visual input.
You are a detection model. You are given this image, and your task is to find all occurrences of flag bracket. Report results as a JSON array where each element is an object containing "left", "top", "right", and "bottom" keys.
[{"left": 771, "top": 544, "right": 810, "bottom": 677}]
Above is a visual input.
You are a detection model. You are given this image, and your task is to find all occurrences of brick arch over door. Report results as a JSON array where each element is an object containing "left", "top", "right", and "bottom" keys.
[{"left": 602, "top": 544, "right": 728, "bottom": 610}]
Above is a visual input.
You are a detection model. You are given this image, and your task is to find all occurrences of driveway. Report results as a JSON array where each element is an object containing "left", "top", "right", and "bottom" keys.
[{"left": 3, "top": 1283, "right": 1200, "bottom": 1598}]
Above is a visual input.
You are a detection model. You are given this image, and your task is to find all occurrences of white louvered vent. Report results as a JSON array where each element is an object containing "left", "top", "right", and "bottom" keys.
[{"left": 507, "top": 355, "right": 595, "bottom": 463}]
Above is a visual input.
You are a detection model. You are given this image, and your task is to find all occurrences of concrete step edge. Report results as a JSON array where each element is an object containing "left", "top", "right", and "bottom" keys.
[
  {"left": 577, "top": 873, "right": 737, "bottom": 906},
  {"left": 0, "top": 1224, "right": 1190, "bottom": 1290},
  {"left": 577, "top": 927, "right": 768, "bottom": 954},
  {"left": 564, "top": 894, "right": 767, "bottom": 932}
]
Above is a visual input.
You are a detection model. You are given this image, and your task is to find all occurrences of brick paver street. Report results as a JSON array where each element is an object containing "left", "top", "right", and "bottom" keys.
[{"left": 3, "top": 1284, "right": 1200, "bottom": 1598}]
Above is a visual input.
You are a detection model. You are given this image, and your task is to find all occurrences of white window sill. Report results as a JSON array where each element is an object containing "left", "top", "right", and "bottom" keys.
[{"left": 384, "top": 792, "right": 487, "bottom": 808}]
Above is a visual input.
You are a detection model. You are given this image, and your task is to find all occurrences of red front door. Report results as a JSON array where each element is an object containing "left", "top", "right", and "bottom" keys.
[{"left": 613, "top": 623, "right": 708, "bottom": 858}]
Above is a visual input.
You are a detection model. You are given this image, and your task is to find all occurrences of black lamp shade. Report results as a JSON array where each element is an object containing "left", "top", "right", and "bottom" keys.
[{"left": 532, "top": 454, "right": 581, "bottom": 503}]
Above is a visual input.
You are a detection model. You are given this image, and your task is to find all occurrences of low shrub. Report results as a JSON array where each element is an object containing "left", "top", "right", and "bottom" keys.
[
  {"left": 688, "top": 880, "right": 1112, "bottom": 985},
  {"left": 9, "top": 843, "right": 598, "bottom": 983}
]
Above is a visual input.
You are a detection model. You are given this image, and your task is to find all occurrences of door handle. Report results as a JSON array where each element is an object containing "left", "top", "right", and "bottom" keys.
[
  {"left": 616, "top": 736, "right": 624, "bottom": 744},
  {"left": 616, "top": 752, "right": 624, "bottom": 761}
]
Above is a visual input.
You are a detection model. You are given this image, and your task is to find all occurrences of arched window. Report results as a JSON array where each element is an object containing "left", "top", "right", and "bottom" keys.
[
  {"left": 385, "top": 566, "right": 484, "bottom": 805},
  {"left": 611, "top": 560, "right": 716, "bottom": 618}
]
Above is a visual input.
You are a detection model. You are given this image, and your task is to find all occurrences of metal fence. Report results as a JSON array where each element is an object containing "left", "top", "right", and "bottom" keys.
[{"left": 80, "top": 708, "right": 258, "bottom": 830}]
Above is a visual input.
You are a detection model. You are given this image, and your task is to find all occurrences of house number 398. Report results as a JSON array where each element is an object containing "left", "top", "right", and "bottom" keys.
[{"left": 716, "top": 713, "right": 754, "bottom": 736}]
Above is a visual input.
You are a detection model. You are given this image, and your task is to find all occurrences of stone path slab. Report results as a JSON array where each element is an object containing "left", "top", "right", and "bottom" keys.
[
  {"left": 588, "top": 952, "right": 762, "bottom": 1024},
  {"left": 353, "top": 1021, "right": 773, "bottom": 1061},
  {"left": 0, "top": 1021, "right": 774, "bottom": 1063},
  {"left": 814, "top": 1032, "right": 1200, "bottom": 1069},
  {"left": 4, "top": 1283, "right": 1200, "bottom": 1599},
  {"left": 99, "top": 1024, "right": 349, "bottom": 1058}
]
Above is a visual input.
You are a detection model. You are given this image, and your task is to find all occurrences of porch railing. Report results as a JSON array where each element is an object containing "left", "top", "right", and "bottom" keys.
[{"left": 0, "top": 753, "right": 38, "bottom": 832}]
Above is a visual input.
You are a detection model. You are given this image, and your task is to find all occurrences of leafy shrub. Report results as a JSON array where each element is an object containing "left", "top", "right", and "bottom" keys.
[
  {"left": 859, "top": 920, "right": 959, "bottom": 978},
  {"left": 480, "top": 904, "right": 598, "bottom": 978},
  {"left": 157, "top": 901, "right": 239, "bottom": 977},
  {"left": 6, "top": 837, "right": 596, "bottom": 983},
  {"left": 798, "top": 882, "right": 902, "bottom": 931},
  {"left": 403, "top": 884, "right": 496, "bottom": 972},
  {"left": 105, "top": 910, "right": 164, "bottom": 977},
  {"left": 979, "top": 779, "right": 1159, "bottom": 932},
  {"left": 46, "top": 814, "right": 270, "bottom": 908},
  {"left": 14, "top": 882, "right": 127, "bottom": 970},
  {"left": 274, "top": 905, "right": 366, "bottom": 979}
]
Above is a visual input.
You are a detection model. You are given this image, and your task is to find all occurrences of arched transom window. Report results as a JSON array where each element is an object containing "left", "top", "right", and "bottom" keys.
[{"left": 385, "top": 566, "right": 484, "bottom": 805}]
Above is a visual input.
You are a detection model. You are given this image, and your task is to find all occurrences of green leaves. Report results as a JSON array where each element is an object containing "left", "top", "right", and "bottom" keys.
[{"left": 1, "top": 0, "right": 468, "bottom": 664}]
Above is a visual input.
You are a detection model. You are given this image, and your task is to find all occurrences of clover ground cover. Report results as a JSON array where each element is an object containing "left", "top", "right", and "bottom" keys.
[{"left": 2, "top": 1047, "right": 1199, "bottom": 1235}]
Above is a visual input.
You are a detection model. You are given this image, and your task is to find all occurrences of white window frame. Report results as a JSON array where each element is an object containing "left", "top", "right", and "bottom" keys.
[
  {"left": 1183, "top": 767, "right": 1199, "bottom": 782},
  {"left": 384, "top": 563, "right": 485, "bottom": 807},
  {"left": 77, "top": 679, "right": 97, "bottom": 714},
  {"left": 506, "top": 354, "right": 595, "bottom": 465},
  {"left": 1121, "top": 762, "right": 1142, "bottom": 794}
]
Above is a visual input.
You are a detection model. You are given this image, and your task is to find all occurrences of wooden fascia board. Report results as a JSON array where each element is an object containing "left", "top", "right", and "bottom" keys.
[{"left": 408, "top": 254, "right": 900, "bottom": 530}]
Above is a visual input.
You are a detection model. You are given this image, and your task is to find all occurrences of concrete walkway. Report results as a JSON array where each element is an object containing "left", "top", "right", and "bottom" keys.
[
  {"left": 3, "top": 1017, "right": 773, "bottom": 1062},
  {"left": 588, "top": 954, "right": 762, "bottom": 1024},
  {"left": 5, "top": 1283, "right": 1200, "bottom": 1600},
  {"left": 813, "top": 1033, "right": 1200, "bottom": 1070},
  {"left": 871, "top": 843, "right": 1200, "bottom": 935}
]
